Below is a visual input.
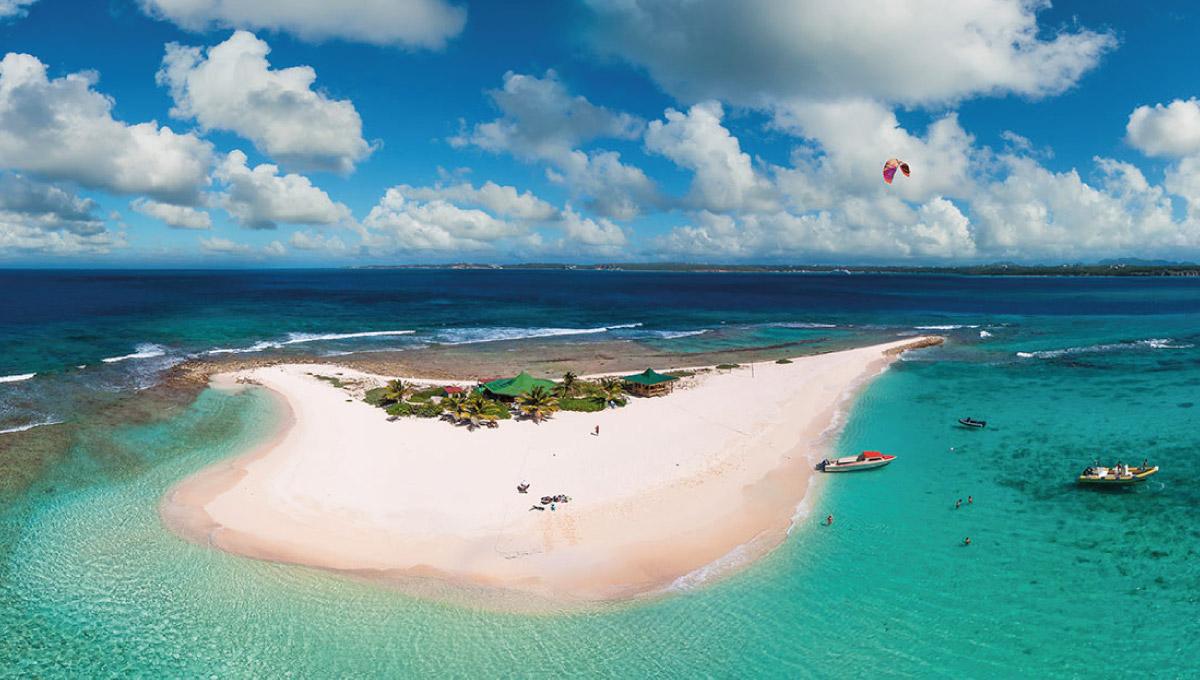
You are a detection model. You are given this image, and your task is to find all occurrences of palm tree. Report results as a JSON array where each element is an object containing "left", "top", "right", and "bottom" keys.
[
  {"left": 599, "top": 377, "right": 624, "bottom": 407},
  {"left": 461, "top": 392, "right": 499, "bottom": 430},
  {"left": 557, "top": 371, "right": 578, "bottom": 398},
  {"left": 380, "top": 379, "right": 408, "bottom": 405},
  {"left": 516, "top": 385, "right": 560, "bottom": 423},
  {"left": 441, "top": 392, "right": 468, "bottom": 423}
]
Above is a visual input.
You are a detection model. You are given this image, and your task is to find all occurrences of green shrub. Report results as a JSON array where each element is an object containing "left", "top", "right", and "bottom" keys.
[
  {"left": 363, "top": 387, "right": 389, "bottom": 406},
  {"left": 776, "top": 358, "right": 793, "bottom": 364},
  {"left": 560, "top": 397, "right": 605, "bottom": 412},
  {"left": 412, "top": 401, "right": 444, "bottom": 418},
  {"left": 408, "top": 386, "right": 444, "bottom": 402},
  {"left": 666, "top": 370, "right": 695, "bottom": 378},
  {"left": 311, "top": 373, "right": 345, "bottom": 388},
  {"left": 716, "top": 363, "right": 740, "bottom": 370},
  {"left": 385, "top": 402, "right": 412, "bottom": 417}
]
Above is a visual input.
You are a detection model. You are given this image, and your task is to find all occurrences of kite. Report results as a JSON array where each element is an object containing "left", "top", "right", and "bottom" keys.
[{"left": 882, "top": 158, "right": 911, "bottom": 184}]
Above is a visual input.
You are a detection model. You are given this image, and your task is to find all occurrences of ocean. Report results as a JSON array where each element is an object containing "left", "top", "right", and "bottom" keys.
[{"left": 1, "top": 269, "right": 1198, "bottom": 676}]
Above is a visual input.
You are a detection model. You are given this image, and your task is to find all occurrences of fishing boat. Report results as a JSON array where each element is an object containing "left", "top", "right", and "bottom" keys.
[
  {"left": 958, "top": 417, "right": 987, "bottom": 429},
  {"left": 818, "top": 450, "right": 895, "bottom": 472},
  {"left": 1077, "top": 463, "right": 1159, "bottom": 486}
]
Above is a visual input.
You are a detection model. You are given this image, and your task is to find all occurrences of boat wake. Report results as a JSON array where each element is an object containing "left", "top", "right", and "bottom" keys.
[{"left": 0, "top": 372, "right": 35, "bottom": 383}]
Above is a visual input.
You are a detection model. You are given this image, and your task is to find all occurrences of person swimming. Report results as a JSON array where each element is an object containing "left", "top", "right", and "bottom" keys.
[
  {"left": 967, "top": 495, "right": 973, "bottom": 505},
  {"left": 963, "top": 537, "right": 971, "bottom": 546},
  {"left": 825, "top": 514, "right": 834, "bottom": 526},
  {"left": 955, "top": 498, "right": 962, "bottom": 509}
]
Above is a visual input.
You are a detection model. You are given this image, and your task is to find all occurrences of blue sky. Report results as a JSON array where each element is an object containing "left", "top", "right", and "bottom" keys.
[{"left": 2, "top": 0, "right": 1200, "bottom": 265}]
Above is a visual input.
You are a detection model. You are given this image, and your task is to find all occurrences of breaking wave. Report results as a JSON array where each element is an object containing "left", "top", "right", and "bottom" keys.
[
  {"left": 101, "top": 344, "right": 167, "bottom": 363},
  {"left": 0, "top": 418, "right": 63, "bottom": 435},
  {"left": 1016, "top": 338, "right": 1193, "bottom": 359},
  {"left": 434, "top": 325, "right": 638, "bottom": 345},
  {"left": 914, "top": 324, "right": 980, "bottom": 330}
]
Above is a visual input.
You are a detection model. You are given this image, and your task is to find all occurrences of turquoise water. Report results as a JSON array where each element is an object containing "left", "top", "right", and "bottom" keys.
[{"left": 3, "top": 272, "right": 1200, "bottom": 676}]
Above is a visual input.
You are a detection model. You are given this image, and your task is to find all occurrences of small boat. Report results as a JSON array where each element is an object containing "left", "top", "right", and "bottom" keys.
[
  {"left": 958, "top": 417, "right": 987, "bottom": 429},
  {"left": 818, "top": 450, "right": 895, "bottom": 472},
  {"left": 1077, "top": 464, "right": 1159, "bottom": 486}
]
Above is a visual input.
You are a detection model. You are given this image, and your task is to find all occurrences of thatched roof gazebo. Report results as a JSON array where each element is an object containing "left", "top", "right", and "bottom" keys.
[
  {"left": 622, "top": 369, "right": 679, "bottom": 397},
  {"left": 481, "top": 371, "right": 556, "bottom": 399}
]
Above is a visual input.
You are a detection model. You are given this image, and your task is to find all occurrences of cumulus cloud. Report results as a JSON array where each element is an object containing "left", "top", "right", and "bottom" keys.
[
  {"left": 453, "top": 71, "right": 656, "bottom": 219},
  {"left": 1126, "top": 98, "right": 1200, "bottom": 158},
  {"left": 290, "top": 229, "right": 350, "bottom": 254},
  {"left": 394, "top": 181, "right": 558, "bottom": 221},
  {"left": 645, "top": 102, "right": 777, "bottom": 212},
  {"left": 132, "top": 198, "right": 212, "bottom": 230},
  {"left": 200, "top": 236, "right": 254, "bottom": 255},
  {"left": 362, "top": 186, "right": 525, "bottom": 253},
  {"left": 0, "top": 52, "right": 213, "bottom": 204},
  {"left": 159, "top": 31, "right": 372, "bottom": 172},
  {"left": 586, "top": 0, "right": 1115, "bottom": 107},
  {"left": 139, "top": 0, "right": 466, "bottom": 49},
  {"left": 214, "top": 150, "right": 352, "bottom": 229},
  {"left": 0, "top": 174, "right": 122, "bottom": 255},
  {"left": 0, "top": 0, "right": 37, "bottom": 20},
  {"left": 561, "top": 207, "right": 626, "bottom": 248}
]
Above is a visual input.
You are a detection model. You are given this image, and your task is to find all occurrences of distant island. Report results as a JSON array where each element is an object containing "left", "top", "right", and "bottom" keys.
[{"left": 352, "top": 260, "right": 1200, "bottom": 277}]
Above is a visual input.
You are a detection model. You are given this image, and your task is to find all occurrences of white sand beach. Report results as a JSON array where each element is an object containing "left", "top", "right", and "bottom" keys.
[{"left": 162, "top": 337, "right": 939, "bottom": 607}]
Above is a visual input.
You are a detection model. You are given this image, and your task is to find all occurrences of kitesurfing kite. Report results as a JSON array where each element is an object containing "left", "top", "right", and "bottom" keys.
[{"left": 882, "top": 158, "right": 911, "bottom": 184}]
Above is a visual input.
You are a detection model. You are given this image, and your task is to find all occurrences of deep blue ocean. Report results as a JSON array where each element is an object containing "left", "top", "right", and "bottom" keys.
[{"left": 2, "top": 269, "right": 1198, "bottom": 676}]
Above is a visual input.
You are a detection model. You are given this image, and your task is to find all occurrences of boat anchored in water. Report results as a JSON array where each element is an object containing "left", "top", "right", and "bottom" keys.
[
  {"left": 1077, "top": 461, "right": 1159, "bottom": 486},
  {"left": 958, "top": 417, "right": 987, "bottom": 429},
  {"left": 818, "top": 450, "right": 896, "bottom": 472}
]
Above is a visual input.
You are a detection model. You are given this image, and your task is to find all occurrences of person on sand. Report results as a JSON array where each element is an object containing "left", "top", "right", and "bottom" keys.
[
  {"left": 825, "top": 514, "right": 834, "bottom": 526},
  {"left": 550, "top": 502, "right": 557, "bottom": 512},
  {"left": 594, "top": 425, "right": 600, "bottom": 436}
]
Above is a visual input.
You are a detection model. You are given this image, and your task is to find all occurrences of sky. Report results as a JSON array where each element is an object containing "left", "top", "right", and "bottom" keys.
[{"left": 3, "top": 0, "right": 1200, "bottom": 266}]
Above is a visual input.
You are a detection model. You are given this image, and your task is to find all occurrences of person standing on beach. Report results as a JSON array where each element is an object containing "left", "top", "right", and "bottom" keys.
[{"left": 594, "top": 425, "right": 600, "bottom": 436}]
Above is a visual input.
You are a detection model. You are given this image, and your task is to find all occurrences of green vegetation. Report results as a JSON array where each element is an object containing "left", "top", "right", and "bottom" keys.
[
  {"left": 716, "top": 363, "right": 740, "bottom": 370},
  {"left": 363, "top": 387, "right": 389, "bottom": 406},
  {"left": 443, "top": 391, "right": 509, "bottom": 430},
  {"left": 411, "top": 401, "right": 444, "bottom": 418},
  {"left": 776, "top": 358, "right": 793, "bottom": 364},
  {"left": 598, "top": 377, "right": 626, "bottom": 407},
  {"left": 515, "top": 385, "right": 560, "bottom": 423},
  {"left": 556, "top": 371, "right": 578, "bottom": 398},
  {"left": 310, "top": 374, "right": 346, "bottom": 388},
  {"left": 385, "top": 401, "right": 412, "bottom": 417},
  {"left": 407, "top": 385, "right": 445, "bottom": 403},
  {"left": 665, "top": 370, "right": 695, "bottom": 378},
  {"left": 560, "top": 397, "right": 605, "bottom": 412}
]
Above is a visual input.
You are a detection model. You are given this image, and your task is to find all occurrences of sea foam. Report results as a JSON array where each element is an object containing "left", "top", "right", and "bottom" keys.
[{"left": 101, "top": 344, "right": 167, "bottom": 363}]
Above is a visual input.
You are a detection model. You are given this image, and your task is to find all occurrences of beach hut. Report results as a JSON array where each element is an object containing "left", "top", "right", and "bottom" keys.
[
  {"left": 481, "top": 371, "right": 557, "bottom": 399},
  {"left": 622, "top": 369, "right": 679, "bottom": 397}
]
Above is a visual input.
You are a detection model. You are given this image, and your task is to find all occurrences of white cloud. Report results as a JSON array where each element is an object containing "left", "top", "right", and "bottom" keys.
[
  {"left": 394, "top": 181, "right": 558, "bottom": 221},
  {"left": 0, "top": 173, "right": 102, "bottom": 234},
  {"left": 263, "top": 240, "right": 286, "bottom": 257},
  {"left": 159, "top": 31, "right": 372, "bottom": 172},
  {"left": 452, "top": 70, "right": 642, "bottom": 159},
  {"left": 561, "top": 207, "right": 626, "bottom": 248},
  {"left": 1126, "top": 98, "right": 1200, "bottom": 158},
  {"left": 0, "top": 175, "right": 121, "bottom": 255},
  {"left": 586, "top": 0, "right": 1115, "bottom": 107},
  {"left": 139, "top": 0, "right": 466, "bottom": 49},
  {"left": 214, "top": 150, "right": 352, "bottom": 229},
  {"left": 645, "top": 102, "right": 776, "bottom": 212},
  {"left": 453, "top": 71, "right": 655, "bottom": 219},
  {"left": 200, "top": 236, "right": 253, "bottom": 255},
  {"left": 290, "top": 229, "right": 350, "bottom": 254},
  {"left": 132, "top": 198, "right": 212, "bottom": 229},
  {"left": 0, "top": 0, "right": 37, "bottom": 20},
  {"left": 362, "top": 186, "right": 524, "bottom": 253},
  {"left": 0, "top": 52, "right": 213, "bottom": 204}
]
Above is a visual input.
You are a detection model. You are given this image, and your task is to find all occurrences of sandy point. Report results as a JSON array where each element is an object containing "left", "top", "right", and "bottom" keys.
[{"left": 161, "top": 336, "right": 942, "bottom": 611}]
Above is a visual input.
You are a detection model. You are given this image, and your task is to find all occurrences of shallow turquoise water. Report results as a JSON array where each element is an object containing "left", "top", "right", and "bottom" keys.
[
  {"left": 3, "top": 341, "right": 1198, "bottom": 677},
  {"left": 3, "top": 272, "right": 1200, "bottom": 676}
]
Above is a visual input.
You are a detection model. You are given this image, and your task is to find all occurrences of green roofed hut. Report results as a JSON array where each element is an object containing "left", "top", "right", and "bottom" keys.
[
  {"left": 481, "top": 371, "right": 557, "bottom": 399},
  {"left": 622, "top": 368, "right": 679, "bottom": 397}
]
